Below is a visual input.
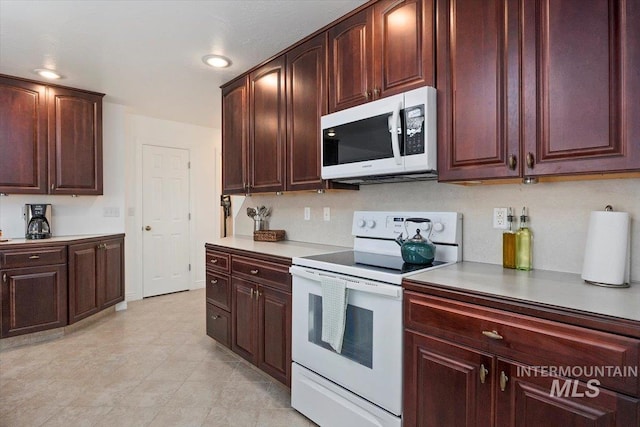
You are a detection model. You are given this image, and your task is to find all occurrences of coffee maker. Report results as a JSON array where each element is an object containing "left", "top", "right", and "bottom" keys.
[{"left": 25, "top": 204, "right": 52, "bottom": 239}]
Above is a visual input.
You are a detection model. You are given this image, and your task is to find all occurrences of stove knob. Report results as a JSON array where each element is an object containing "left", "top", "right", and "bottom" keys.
[
  {"left": 357, "top": 219, "right": 366, "bottom": 228},
  {"left": 366, "top": 220, "right": 376, "bottom": 228},
  {"left": 433, "top": 222, "right": 444, "bottom": 232}
]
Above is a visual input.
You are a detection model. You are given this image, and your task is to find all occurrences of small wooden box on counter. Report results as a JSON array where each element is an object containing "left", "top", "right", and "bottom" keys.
[{"left": 253, "top": 230, "right": 286, "bottom": 242}]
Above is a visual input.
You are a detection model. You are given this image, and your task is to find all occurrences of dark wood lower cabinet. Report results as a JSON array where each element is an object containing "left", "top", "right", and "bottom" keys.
[
  {"left": 68, "top": 236, "right": 124, "bottom": 324},
  {"left": 1, "top": 264, "right": 67, "bottom": 337},
  {"left": 206, "top": 244, "right": 292, "bottom": 386},
  {"left": 403, "top": 288, "right": 640, "bottom": 427}
]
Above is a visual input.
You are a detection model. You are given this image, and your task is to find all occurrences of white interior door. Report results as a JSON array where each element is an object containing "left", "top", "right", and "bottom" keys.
[{"left": 142, "top": 145, "right": 190, "bottom": 297}]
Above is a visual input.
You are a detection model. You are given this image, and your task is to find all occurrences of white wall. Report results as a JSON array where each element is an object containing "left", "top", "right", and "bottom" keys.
[
  {"left": 0, "top": 103, "right": 222, "bottom": 303},
  {"left": 125, "top": 114, "right": 220, "bottom": 301},
  {"left": 237, "top": 178, "right": 640, "bottom": 283}
]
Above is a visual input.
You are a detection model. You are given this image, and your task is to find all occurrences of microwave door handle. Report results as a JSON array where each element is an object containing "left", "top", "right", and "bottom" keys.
[{"left": 388, "top": 103, "right": 402, "bottom": 165}]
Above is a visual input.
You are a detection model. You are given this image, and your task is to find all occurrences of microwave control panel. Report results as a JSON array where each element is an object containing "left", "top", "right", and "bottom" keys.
[{"left": 404, "top": 105, "right": 425, "bottom": 155}]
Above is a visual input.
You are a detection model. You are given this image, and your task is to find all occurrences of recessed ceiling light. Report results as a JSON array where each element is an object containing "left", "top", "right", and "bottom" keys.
[
  {"left": 33, "top": 68, "right": 62, "bottom": 79},
  {"left": 202, "top": 54, "right": 231, "bottom": 68}
]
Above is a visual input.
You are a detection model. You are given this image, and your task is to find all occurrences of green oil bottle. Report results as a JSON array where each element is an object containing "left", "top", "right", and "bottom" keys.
[{"left": 515, "top": 207, "right": 532, "bottom": 271}]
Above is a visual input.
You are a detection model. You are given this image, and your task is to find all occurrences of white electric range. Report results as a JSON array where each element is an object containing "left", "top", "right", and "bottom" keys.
[{"left": 290, "top": 211, "right": 462, "bottom": 427}]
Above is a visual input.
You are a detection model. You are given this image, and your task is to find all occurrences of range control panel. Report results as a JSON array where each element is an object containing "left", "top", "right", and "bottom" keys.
[{"left": 352, "top": 211, "right": 462, "bottom": 245}]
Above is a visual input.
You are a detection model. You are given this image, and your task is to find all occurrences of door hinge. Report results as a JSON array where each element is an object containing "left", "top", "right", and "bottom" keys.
[
  {"left": 187, "top": 161, "right": 191, "bottom": 169},
  {"left": 188, "top": 264, "right": 191, "bottom": 271},
  {"left": 188, "top": 213, "right": 191, "bottom": 220}
]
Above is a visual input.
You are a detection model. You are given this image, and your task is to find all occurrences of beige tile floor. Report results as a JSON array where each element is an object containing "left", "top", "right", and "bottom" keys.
[{"left": 0, "top": 288, "right": 316, "bottom": 427}]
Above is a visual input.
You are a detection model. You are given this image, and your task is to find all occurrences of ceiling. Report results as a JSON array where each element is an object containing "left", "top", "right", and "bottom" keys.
[{"left": 0, "top": 0, "right": 367, "bottom": 129}]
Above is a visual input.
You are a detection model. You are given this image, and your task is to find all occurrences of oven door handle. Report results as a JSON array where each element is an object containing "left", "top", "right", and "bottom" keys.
[{"left": 290, "top": 266, "right": 402, "bottom": 299}]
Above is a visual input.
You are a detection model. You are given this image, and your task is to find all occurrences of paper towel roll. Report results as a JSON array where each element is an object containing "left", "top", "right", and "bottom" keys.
[{"left": 581, "top": 210, "right": 630, "bottom": 287}]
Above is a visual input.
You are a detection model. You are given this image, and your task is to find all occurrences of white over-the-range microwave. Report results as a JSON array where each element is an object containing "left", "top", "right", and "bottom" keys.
[{"left": 321, "top": 86, "right": 436, "bottom": 184}]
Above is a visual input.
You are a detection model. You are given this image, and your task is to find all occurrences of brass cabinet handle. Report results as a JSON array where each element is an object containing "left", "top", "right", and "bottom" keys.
[
  {"left": 29, "top": 255, "right": 40, "bottom": 259},
  {"left": 210, "top": 259, "right": 218, "bottom": 264},
  {"left": 500, "top": 371, "right": 509, "bottom": 391},
  {"left": 364, "top": 90, "right": 372, "bottom": 100},
  {"left": 507, "top": 154, "right": 517, "bottom": 170},
  {"left": 480, "top": 364, "right": 489, "bottom": 384},
  {"left": 210, "top": 279, "right": 218, "bottom": 285},
  {"left": 482, "top": 330, "right": 504, "bottom": 340},
  {"left": 2, "top": 273, "right": 6, "bottom": 283},
  {"left": 372, "top": 87, "right": 380, "bottom": 98},
  {"left": 250, "top": 269, "right": 259, "bottom": 275},
  {"left": 250, "top": 288, "right": 254, "bottom": 298},
  {"left": 255, "top": 290, "right": 261, "bottom": 299},
  {"left": 51, "top": 184, "right": 55, "bottom": 191},
  {"left": 526, "top": 152, "right": 535, "bottom": 169},
  {"left": 211, "top": 315, "right": 220, "bottom": 320}
]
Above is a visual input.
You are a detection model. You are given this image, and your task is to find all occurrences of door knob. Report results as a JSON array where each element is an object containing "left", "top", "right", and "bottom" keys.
[{"left": 145, "top": 226, "right": 151, "bottom": 231}]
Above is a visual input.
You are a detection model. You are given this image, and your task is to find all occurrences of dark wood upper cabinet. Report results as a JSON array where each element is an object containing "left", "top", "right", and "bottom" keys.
[
  {"left": 328, "top": 0, "right": 434, "bottom": 113},
  {"left": 249, "top": 57, "right": 286, "bottom": 193},
  {"left": 436, "top": 0, "right": 521, "bottom": 182},
  {"left": 0, "top": 74, "right": 104, "bottom": 195},
  {"left": 48, "top": 86, "right": 103, "bottom": 195},
  {"left": 286, "top": 34, "right": 328, "bottom": 191},
  {"left": 521, "top": 0, "right": 640, "bottom": 176},
  {"left": 438, "top": 0, "right": 640, "bottom": 182},
  {"left": 373, "top": 0, "right": 434, "bottom": 99},
  {"left": 221, "top": 77, "right": 249, "bottom": 194},
  {"left": 328, "top": 8, "right": 373, "bottom": 112},
  {"left": 0, "top": 77, "right": 48, "bottom": 194}
]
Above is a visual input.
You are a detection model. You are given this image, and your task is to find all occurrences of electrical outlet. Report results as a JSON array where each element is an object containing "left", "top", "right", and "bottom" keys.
[
  {"left": 304, "top": 207, "right": 311, "bottom": 221},
  {"left": 493, "top": 207, "right": 508, "bottom": 229},
  {"left": 323, "top": 207, "right": 330, "bottom": 221}
]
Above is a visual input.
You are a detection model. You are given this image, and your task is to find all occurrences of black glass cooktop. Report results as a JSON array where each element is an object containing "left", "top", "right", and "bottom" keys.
[{"left": 303, "top": 250, "right": 447, "bottom": 275}]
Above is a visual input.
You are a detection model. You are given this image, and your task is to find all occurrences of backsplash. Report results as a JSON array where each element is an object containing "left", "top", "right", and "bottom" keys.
[{"left": 236, "top": 178, "right": 640, "bottom": 282}]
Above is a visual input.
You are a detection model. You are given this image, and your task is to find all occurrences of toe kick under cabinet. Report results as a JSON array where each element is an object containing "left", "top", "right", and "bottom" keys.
[
  {"left": 402, "top": 281, "right": 640, "bottom": 427},
  {"left": 205, "top": 244, "right": 292, "bottom": 386}
]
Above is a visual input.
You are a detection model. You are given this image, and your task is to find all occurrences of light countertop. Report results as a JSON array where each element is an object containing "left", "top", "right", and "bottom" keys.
[
  {"left": 206, "top": 235, "right": 350, "bottom": 260},
  {"left": 0, "top": 234, "right": 124, "bottom": 247},
  {"left": 406, "top": 262, "right": 640, "bottom": 322}
]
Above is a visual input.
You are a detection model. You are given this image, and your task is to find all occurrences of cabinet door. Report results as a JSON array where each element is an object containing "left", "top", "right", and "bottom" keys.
[
  {"left": 373, "top": 0, "right": 434, "bottom": 98},
  {"left": 222, "top": 77, "right": 249, "bottom": 194},
  {"left": 495, "top": 359, "right": 639, "bottom": 427},
  {"left": 522, "top": 0, "right": 640, "bottom": 176},
  {"left": 403, "top": 331, "right": 493, "bottom": 427},
  {"left": 1, "top": 265, "right": 67, "bottom": 337},
  {"left": 257, "top": 285, "right": 291, "bottom": 386},
  {"left": 249, "top": 57, "right": 286, "bottom": 193},
  {"left": 436, "top": 0, "right": 521, "bottom": 181},
  {"left": 48, "top": 86, "right": 103, "bottom": 195},
  {"left": 0, "top": 77, "right": 48, "bottom": 194},
  {"left": 99, "top": 238, "right": 124, "bottom": 309},
  {"left": 68, "top": 242, "right": 100, "bottom": 323},
  {"left": 328, "top": 8, "right": 373, "bottom": 112},
  {"left": 231, "top": 278, "right": 258, "bottom": 364},
  {"left": 286, "top": 34, "right": 327, "bottom": 191}
]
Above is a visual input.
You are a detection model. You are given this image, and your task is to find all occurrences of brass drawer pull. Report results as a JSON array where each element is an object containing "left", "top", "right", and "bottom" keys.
[
  {"left": 255, "top": 290, "right": 261, "bottom": 299},
  {"left": 211, "top": 315, "right": 220, "bottom": 320},
  {"left": 482, "top": 330, "right": 504, "bottom": 340},
  {"left": 507, "top": 154, "right": 517, "bottom": 170},
  {"left": 210, "top": 259, "right": 218, "bottom": 264},
  {"left": 480, "top": 364, "right": 489, "bottom": 384},
  {"left": 526, "top": 152, "right": 535, "bottom": 169},
  {"left": 29, "top": 255, "right": 41, "bottom": 259},
  {"left": 250, "top": 269, "right": 259, "bottom": 275},
  {"left": 2, "top": 273, "right": 6, "bottom": 283},
  {"left": 210, "top": 279, "right": 218, "bottom": 285},
  {"left": 500, "top": 371, "right": 509, "bottom": 391}
]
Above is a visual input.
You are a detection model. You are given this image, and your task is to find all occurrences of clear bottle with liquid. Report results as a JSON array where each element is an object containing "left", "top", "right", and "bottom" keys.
[
  {"left": 515, "top": 207, "right": 532, "bottom": 271},
  {"left": 502, "top": 208, "right": 516, "bottom": 269}
]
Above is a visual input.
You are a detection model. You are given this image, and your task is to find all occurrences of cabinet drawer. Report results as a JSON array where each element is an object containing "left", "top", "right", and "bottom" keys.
[
  {"left": 231, "top": 255, "right": 291, "bottom": 291},
  {"left": 404, "top": 291, "right": 640, "bottom": 396},
  {"left": 206, "top": 271, "right": 230, "bottom": 311},
  {"left": 0, "top": 246, "right": 67, "bottom": 268},
  {"left": 205, "top": 249, "right": 230, "bottom": 273},
  {"left": 206, "top": 303, "right": 230, "bottom": 348}
]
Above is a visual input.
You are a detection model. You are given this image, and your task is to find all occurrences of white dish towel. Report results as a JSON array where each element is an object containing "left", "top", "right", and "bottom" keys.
[{"left": 320, "top": 275, "right": 349, "bottom": 354}]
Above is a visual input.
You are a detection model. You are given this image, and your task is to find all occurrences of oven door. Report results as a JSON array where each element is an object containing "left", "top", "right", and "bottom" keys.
[{"left": 290, "top": 265, "right": 403, "bottom": 416}]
